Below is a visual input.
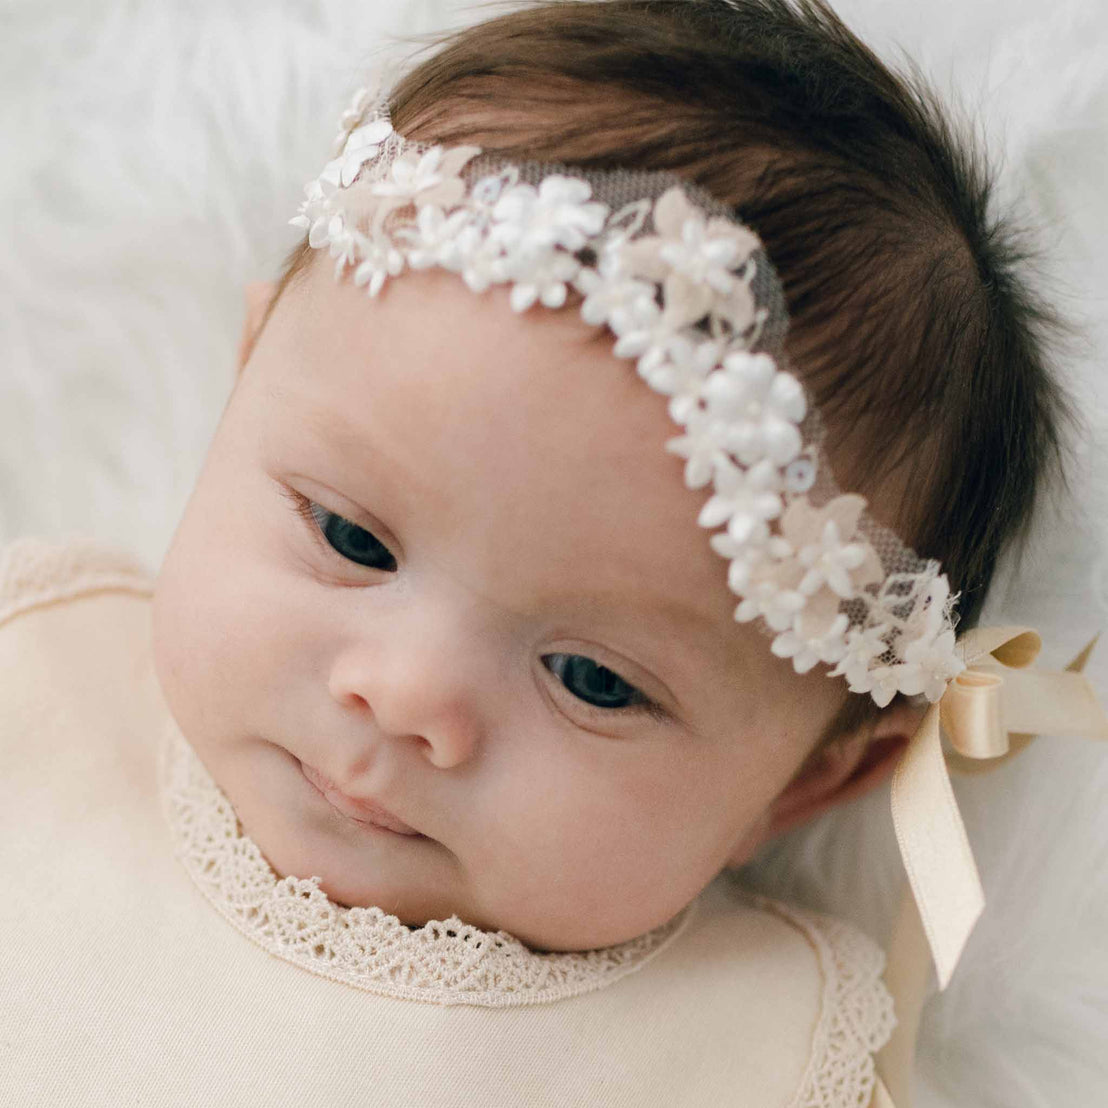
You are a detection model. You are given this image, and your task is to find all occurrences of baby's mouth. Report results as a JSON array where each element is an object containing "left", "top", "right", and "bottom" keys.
[{"left": 299, "top": 761, "right": 423, "bottom": 836}]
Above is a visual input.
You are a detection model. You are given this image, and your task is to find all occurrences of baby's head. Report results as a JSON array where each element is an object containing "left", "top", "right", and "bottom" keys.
[{"left": 151, "top": 0, "right": 1066, "bottom": 951}]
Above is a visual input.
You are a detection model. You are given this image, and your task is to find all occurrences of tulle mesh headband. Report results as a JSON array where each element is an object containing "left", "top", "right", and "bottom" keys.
[{"left": 289, "top": 86, "right": 966, "bottom": 706}]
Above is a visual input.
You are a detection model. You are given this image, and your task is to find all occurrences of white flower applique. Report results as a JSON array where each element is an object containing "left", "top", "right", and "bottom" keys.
[
  {"left": 338, "top": 144, "right": 483, "bottom": 296},
  {"left": 735, "top": 564, "right": 809, "bottom": 633},
  {"left": 442, "top": 171, "right": 526, "bottom": 294},
  {"left": 865, "top": 665, "right": 909, "bottom": 709},
  {"left": 572, "top": 203, "right": 674, "bottom": 357},
  {"left": 292, "top": 203, "right": 362, "bottom": 279},
  {"left": 397, "top": 172, "right": 513, "bottom": 293},
  {"left": 350, "top": 228, "right": 406, "bottom": 297},
  {"left": 367, "top": 144, "right": 483, "bottom": 229},
  {"left": 785, "top": 495, "right": 884, "bottom": 637},
  {"left": 770, "top": 613, "right": 851, "bottom": 674},
  {"left": 897, "top": 624, "right": 963, "bottom": 701},
  {"left": 326, "top": 216, "right": 361, "bottom": 277},
  {"left": 574, "top": 249, "right": 657, "bottom": 334},
  {"left": 493, "top": 175, "right": 610, "bottom": 254},
  {"left": 335, "top": 118, "right": 395, "bottom": 187},
  {"left": 700, "top": 351, "right": 807, "bottom": 466},
  {"left": 332, "top": 86, "right": 374, "bottom": 154},
  {"left": 711, "top": 529, "right": 776, "bottom": 597},
  {"left": 828, "top": 622, "right": 895, "bottom": 695},
  {"left": 665, "top": 405, "right": 737, "bottom": 490},
  {"left": 289, "top": 148, "right": 393, "bottom": 275},
  {"left": 891, "top": 575, "right": 965, "bottom": 700},
  {"left": 509, "top": 248, "right": 582, "bottom": 312},
  {"left": 289, "top": 179, "right": 333, "bottom": 250},
  {"left": 729, "top": 494, "right": 883, "bottom": 674},
  {"left": 290, "top": 115, "right": 395, "bottom": 247},
  {"left": 834, "top": 571, "right": 962, "bottom": 704},
  {"left": 606, "top": 292, "right": 683, "bottom": 373},
  {"left": 623, "top": 186, "right": 761, "bottom": 332},
  {"left": 792, "top": 498, "right": 880, "bottom": 597},
  {"left": 639, "top": 333, "right": 728, "bottom": 423},
  {"left": 896, "top": 572, "right": 951, "bottom": 644},
  {"left": 395, "top": 204, "right": 476, "bottom": 272},
  {"left": 663, "top": 334, "right": 805, "bottom": 493},
  {"left": 490, "top": 177, "right": 610, "bottom": 311},
  {"left": 697, "top": 457, "right": 783, "bottom": 546}
]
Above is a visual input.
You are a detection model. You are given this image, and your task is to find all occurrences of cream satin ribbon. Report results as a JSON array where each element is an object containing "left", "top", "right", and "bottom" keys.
[
  {"left": 873, "top": 628, "right": 1108, "bottom": 1108},
  {"left": 890, "top": 626, "right": 1108, "bottom": 991},
  {"left": 869, "top": 1076, "right": 896, "bottom": 1108}
]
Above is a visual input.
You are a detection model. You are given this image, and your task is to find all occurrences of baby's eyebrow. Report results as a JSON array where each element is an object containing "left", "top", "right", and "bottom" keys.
[
  {"left": 582, "top": 584, "right": 716, "bottom": 636},
  {"left": 294, "top": 400, "right": 447, "bottom": 511},
  {"left": 297, "top": 402, "right": 377, "bottom": 462}
]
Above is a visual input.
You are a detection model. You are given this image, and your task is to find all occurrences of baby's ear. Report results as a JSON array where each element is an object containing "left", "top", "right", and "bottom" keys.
[
  {"left": 236, "top": 281, "right": 278, "bottom": 375},
  {"left": 726, "top": 699, "right": 924, "bottom": 867}
]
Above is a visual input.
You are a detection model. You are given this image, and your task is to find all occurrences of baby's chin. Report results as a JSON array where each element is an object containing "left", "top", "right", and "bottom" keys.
[
  {"left": 223, "top": 741, "right": 700, "bottom": 952},
  {"left": 243, "top": 791, "right": 474, "bottom": 928},
  {"left": 259, "top": 821, "right": 685, "bottom": 951}
]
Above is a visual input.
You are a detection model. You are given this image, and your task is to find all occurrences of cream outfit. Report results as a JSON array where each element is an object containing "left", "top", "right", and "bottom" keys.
[{"left": 0, "top": 535, "right": 897, "bottom": 1107}]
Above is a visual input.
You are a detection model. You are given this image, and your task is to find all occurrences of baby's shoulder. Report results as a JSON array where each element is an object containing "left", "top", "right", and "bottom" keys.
[
  {"left": 0, "top": 534, "right": 161, "bottom": 762},
  {"left": 682, "top": 876, "right": 896, "bottom": 1107},
  {"left": 0, "top": 533, "right": 153, "bottom": 631}
]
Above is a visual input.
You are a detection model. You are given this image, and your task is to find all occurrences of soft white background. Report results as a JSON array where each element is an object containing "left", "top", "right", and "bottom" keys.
[{"left": 3, "top": 1, "right": 1106, "bottom": 1104}]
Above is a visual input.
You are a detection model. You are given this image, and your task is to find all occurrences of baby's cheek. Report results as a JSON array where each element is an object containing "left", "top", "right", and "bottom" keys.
[
  {"left": 566, "top": 762, "right": 782, "bottom": 933},
  {"left": 511, "top": 833, "right": 723, "bottom": 951},
  {"left": 151, "top": 496, "right": 258, "bottom": 744},
  {"left": 476, "top": 764, "right": 748, "bottom": 951},
  {"left": 152, "top": 553, "right": 202, "bottom": 739},
  {"left": 151, "top": 537, "right": 224, "bottom": 744}
]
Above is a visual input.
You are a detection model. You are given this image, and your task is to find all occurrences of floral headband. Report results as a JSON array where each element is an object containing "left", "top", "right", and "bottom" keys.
[
  {"left": 291, "top": 87, "right": 966, "bottom": 709},
  {"left": 290, "top": 87, "right": 1108, "bottom": 1014}
]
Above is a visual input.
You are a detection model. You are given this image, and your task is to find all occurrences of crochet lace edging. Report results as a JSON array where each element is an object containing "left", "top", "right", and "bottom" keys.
[
  {"left": 159, "top": 721, "right": 694, "bottom": 1007},
  {"left": 0, "top": 534, "right": 153, "bottom": 629},
  {"left": 756, "top": 896, "right": 897, "bottom": 1108}
]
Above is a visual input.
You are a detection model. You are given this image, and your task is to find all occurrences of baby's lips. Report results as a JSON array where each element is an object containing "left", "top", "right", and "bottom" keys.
[
  {"left": 301, "top": 761, "right": 422, "bottom": 835},
  {"left": 346, "top": 798, "right": 423, "bottom": 836}
]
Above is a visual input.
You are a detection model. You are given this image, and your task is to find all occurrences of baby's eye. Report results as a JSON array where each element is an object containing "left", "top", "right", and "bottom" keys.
[
  {"left": 542, "top": 653, "right": 650, "bottom": 712},
  {"left": 312, "top": 505, "right": 397, "bottom": 572},
  {"left": 284, "top": 488, "right": 397, "bottom": 572}
]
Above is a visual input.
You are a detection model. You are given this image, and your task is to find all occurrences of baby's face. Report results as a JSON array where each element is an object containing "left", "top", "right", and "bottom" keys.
[{"left": 152, "top": 258, "right": 847, "bottom": 950}]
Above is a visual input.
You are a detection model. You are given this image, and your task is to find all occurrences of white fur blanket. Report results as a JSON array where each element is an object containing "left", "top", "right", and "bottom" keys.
[{"left": 3, "top": 1, "right": 1106, "bottom": 1103}]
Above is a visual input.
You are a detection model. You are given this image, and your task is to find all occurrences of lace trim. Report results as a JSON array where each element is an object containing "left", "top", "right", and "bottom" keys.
[
  {"left": 0, "top": 534, "right": 153, "bottom": 629},
  {"left": 754, "top": 896, "right": 897, "bottom": 1108},
  {"left": 159, "top": 720, "right": 694, "bottom": 1006}
]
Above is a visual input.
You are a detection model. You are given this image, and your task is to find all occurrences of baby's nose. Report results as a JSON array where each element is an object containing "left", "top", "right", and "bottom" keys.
[{"left": 326, "top": 632, "right": 484, "bottom": 770}]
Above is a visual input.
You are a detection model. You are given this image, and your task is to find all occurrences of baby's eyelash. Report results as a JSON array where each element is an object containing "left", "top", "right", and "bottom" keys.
[
  {"left": 280, "top": 485, "right": 397, "bottom": 572},
  {"left": 281, "top": 485, "right": 334, "bottom": 555},
  {"left": 281, "top": 485, "right": 321, "bottom": 531},
  {"left": 613, "top": 696, "right": 669, "bottom": 724}
]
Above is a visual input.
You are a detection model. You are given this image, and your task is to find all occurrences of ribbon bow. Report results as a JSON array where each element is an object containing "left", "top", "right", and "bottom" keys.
[{"left": 890, "top": 626, "right": 1108, "bottom": 990}]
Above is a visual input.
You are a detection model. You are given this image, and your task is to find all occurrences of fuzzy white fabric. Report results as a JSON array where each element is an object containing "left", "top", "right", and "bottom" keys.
[{"left": 2, "top": 1, "right": 1105, "bottom": 1104}]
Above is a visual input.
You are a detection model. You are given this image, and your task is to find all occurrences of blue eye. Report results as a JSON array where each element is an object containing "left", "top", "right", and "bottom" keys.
[
  {"left": 542, "top": 653, "right": 649, "bottom": 712},
  {"left": 284, "top": 488, "right": 397, "bottom": 572},
  {"left": 313, "top": 504, "right": 397, "bottom": 572}
]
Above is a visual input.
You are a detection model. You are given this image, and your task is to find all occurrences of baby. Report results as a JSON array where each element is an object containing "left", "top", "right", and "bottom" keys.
[
  {"left": 2, "top": 0, "right": 1087, "bottom": 1105},
  {"left": 152, "top": 0, "right": 1064, "bottom": 953}
]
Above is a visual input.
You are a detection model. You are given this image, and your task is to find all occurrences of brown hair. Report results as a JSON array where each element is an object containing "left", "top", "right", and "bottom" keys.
[{"left": 272, "top": 0, "right": 1071, "bottom": 740}]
